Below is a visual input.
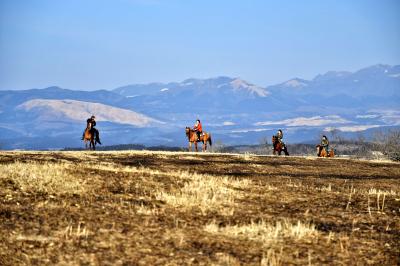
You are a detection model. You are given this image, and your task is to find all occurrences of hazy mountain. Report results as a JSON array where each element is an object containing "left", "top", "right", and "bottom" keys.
[
  {"left": 17, "top": 99, "right": 162, "bottom": 127},
  {"left": 0, "top": 86, "right": 126, "bottom": 109},
  {"left": 0, "top": 64, "right": 399, "bottom": 149},
  {"left": 114, "top": 76, "right": 269, "bottom": 98},
  {"left": 269, "top": 64, "right": 400, "bottom": 98}
]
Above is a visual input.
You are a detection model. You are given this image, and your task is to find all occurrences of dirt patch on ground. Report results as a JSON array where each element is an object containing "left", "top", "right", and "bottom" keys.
[{"left": 0, "top": 151, "right": 399, "bottom": 265}]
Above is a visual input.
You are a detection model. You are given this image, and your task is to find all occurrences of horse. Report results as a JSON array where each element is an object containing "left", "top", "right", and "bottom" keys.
[
  {"left": 272, "top": 135, "right": 289, "bottom": 156},
  {"left": 185, "top": 127, "right": 212, "bottom": 152},
  {"left": 316, "top": 145, "right": 335, "bottom": 158},
  {"left": 83, "top": 126, "right": 96, "bottom": 150}
]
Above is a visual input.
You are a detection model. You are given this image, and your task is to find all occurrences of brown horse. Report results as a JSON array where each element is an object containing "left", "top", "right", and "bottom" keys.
[
  {"left": 185, "top": 127, "right": 212, "bottom": 152},
  {"left": 83, "top": 126, "right": 96, "bottom": 150},
  {"left": 272, "top": 135, "right": 289, "bottom": 156},
  {"left": 316, "top": 145, "right": 334, "bottom": 157}
]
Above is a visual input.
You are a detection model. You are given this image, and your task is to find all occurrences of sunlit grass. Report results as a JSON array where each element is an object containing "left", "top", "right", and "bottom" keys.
[
  {"left": 156, "top": 172, "right": 250, "bottom": 215},
  {"left": 0, "top": 161, "right": 87, "bottom": 194},
  {"left": 204, "top": 219, "right": 318, "bottom": 244}
]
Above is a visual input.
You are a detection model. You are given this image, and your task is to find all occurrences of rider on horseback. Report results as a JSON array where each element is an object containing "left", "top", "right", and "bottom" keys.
[
  {"left": 275, "top": 129, "right": 285, "bottom": 147},
  {"left": 272, "top": 129, "right": 289, "bottom": 155},
  {"left": 82, "top": 115, "right": 102, "bottom": 145},
  {"left": 193, "top": 119, "right": 202, "bottom": 141},
  {"left": 318, "top": 135, "right": 330, "bottom": 156}
]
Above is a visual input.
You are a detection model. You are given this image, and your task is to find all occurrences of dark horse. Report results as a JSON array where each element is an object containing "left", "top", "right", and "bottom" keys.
[
  {"left": 83, "top": 126, "right": 96, "bottom": 150},
  {"left": 272, "top": 135, "right": 289, "bottom": 156},
  {"left": 316, "top": 145, "right": 335, "bottom": 157},
  {"left": 185, "top": 127, "right": 212, "bottom": 152}
]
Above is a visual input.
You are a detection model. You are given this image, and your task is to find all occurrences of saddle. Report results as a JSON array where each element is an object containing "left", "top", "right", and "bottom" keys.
[{"left": 196, "top": 132, "right": 205, "bottom": 141}]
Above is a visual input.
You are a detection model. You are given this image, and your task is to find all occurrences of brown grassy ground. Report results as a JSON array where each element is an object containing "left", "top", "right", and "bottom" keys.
[{"left": 0, "top": 151, "right": 399, "bottom": 265}]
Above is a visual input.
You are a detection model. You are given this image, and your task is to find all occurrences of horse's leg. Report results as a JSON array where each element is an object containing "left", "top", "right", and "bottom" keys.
[
  {"left": 195, "top": 142, "right": 198, "bottom": 152},
  {"left": 188, "top": 142, "right": 192, "bottom": 152}
]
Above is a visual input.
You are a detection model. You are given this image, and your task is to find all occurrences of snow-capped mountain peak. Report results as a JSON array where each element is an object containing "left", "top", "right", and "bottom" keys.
[
  {"left": 282, "top": 78, "right": 309, "bottom": 88},
  {"left": 230, "top": 78, "right": 269, "bottom": 97},
  {"left": 313, "top": 71, "right": 352, "bottom": 82}
]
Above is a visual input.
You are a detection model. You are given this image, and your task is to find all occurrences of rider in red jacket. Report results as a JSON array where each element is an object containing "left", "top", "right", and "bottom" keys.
[{"left": 193, "top": 119, "right": 202, "bottom": 141}]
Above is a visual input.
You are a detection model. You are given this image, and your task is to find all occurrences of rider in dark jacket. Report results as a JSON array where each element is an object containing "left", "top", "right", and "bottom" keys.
[
  {"left": 320, "top": 135, "right": 329, "bottom": 153},
  {"left": 82, "top": 115, "right": 101, "bottom": 144}
]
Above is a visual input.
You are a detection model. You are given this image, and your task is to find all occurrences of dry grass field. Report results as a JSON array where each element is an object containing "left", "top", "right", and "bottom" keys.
[{"left": 0, "top": 151, "right": 399, "bottom": 265}]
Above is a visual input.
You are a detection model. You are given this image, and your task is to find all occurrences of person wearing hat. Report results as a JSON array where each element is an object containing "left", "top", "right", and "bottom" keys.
[
  {"left": 318, "top": 135, "right": 330, "bottom": 156},
  {"left": 82, "top": 115, "right": 101, "bottom": 145},
  {"left": 275, "top": 129, "right": 285, "bottom": 147}
]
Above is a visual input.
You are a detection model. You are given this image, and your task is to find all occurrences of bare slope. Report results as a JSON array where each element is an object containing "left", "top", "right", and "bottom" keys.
[
  {"left": 0, "top": 151, "right": 399, "bottom": 265},
  {"left": 17, "top": 99, "right": 162, "bottom": 127}
]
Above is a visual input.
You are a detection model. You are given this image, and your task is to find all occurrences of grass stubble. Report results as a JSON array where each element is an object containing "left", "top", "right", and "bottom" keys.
[{"left": 0, "top": 150, "right": 399, "bottom": 265}]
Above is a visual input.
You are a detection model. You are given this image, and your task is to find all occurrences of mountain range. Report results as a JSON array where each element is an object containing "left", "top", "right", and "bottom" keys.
[{"left": 0, "top": 64, "right": 399, "bottom": 150}]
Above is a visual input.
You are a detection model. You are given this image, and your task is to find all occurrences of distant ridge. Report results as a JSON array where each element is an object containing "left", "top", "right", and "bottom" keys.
[{"left": 0, "top": 63, "right": 399, "bottom": 149}]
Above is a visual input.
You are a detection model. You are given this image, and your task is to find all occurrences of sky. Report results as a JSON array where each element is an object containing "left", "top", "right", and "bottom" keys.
[{"left": 0, "top": 0, "right": 399, "bottom": 90}]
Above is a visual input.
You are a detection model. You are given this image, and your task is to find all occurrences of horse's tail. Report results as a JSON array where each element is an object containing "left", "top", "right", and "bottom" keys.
[{"left": 208, "top": 133, "right": 212, "bottom": 146}]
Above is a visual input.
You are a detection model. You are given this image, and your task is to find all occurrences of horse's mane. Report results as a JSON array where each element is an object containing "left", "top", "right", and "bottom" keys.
[{"left": 185, "top": 127, "right": 191, "bottom": 137}]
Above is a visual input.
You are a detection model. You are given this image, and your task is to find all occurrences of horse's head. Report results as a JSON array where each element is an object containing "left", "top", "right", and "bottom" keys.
[
  {"left": 185, "top": 127, "right": 190, "bottom": 136},
  {"left": 272, "top": 135, "right": 282, "bottom": 151}
]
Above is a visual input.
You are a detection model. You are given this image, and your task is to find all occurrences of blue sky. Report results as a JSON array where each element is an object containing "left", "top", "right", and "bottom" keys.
[{"left": 0, "top": 0, "right": 399, "bottom": 90}]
